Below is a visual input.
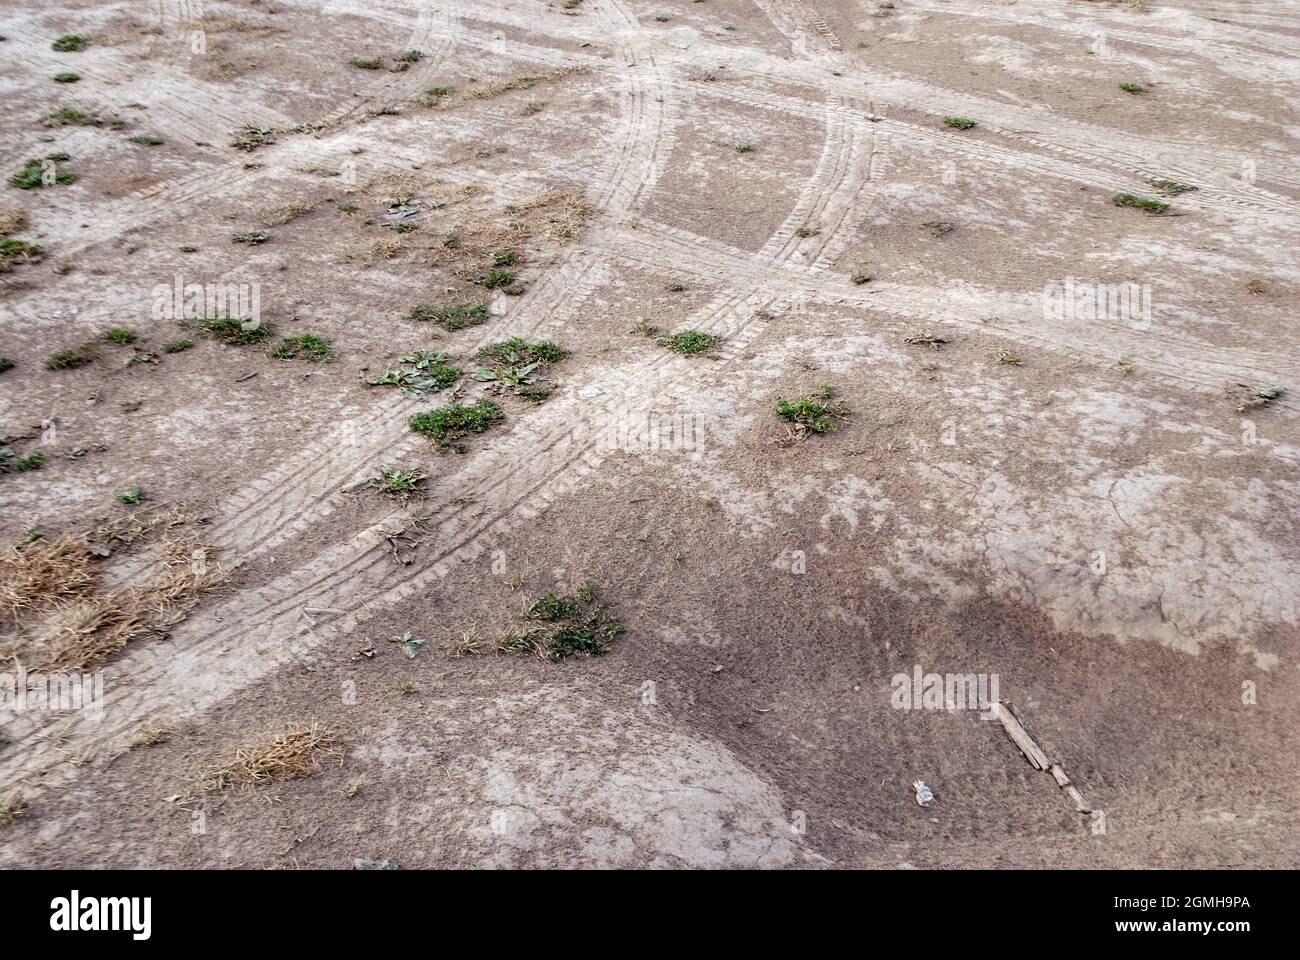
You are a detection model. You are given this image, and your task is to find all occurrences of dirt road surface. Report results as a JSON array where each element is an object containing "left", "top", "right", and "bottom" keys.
[{"left": 0, "top": 0, "right": 1296, "bottom": 868}]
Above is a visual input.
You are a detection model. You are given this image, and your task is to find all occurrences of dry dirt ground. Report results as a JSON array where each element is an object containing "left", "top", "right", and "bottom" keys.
[{"left": 0, "top": 0, "right": 1297, "bottom": 869}]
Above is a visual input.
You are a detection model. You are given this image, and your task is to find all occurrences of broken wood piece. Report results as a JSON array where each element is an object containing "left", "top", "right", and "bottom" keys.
[
  {"left": 1050, "top": 764, "right": 1071, "bottom": 788},
  {"left": 1065, "top": 785, "right": 1091, "bottom": 813},
  {"left": 993, "top": 701, "right": 1050, "bottom": 770}
]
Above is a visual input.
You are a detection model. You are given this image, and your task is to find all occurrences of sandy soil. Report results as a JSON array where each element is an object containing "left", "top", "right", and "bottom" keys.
[{"left": 0, "top": 0, "right": 1296, "bottom": 869}]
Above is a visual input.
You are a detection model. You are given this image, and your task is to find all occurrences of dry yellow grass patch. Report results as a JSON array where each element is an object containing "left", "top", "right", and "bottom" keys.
[
  {"left": 1, "top": 536, "right": 97, "bottom": 619},
  {"left": 0, "top": 208, "right": 25, "bottom": 237},
  {"left": 205, "top": 722, "right": 339, "bottom": 792},
  {"left": 0, "top": 790, "right": 27, "bottom": 827},
  {"left": 259, "top": 200, "right": 313, "bottom": 227},
  {"left": 0, "top": 512, "right": 225, "bottom": 670},
  {"left": 179, "top": 16, "right": 282, "bottom": 35},
  {"left": 425, "top": 67, "right": 585, "bottom": 110},
  {"left": 369, "top": 237, "right": 401, "bottom": 260}
]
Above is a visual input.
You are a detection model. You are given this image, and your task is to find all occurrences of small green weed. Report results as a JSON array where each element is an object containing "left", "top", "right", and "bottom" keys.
[
  {"left": 1112, "top": 193, "right": 1168, "bottom": 214},
  {"left": 775, "top": 386, "right": 850, "bottom": 435},
  {"left": 367, "top": 350, "right": 460, "bottom": 396},
  {"left": 273, "top": 333, "right": 334, "bottom": 361}
]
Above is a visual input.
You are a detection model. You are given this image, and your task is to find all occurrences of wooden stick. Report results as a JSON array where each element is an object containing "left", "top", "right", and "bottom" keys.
[{"left": 992, "top": 702, "right": 1050, "bottom": 770}]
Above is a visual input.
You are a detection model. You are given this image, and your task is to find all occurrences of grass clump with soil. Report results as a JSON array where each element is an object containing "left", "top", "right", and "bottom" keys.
[
  {"left": 9, "top": 156, "right": 75, "bottom": 189},
  {"left": 658, "top": 330, "right": 722, "bottom": 356},
  {"left": 197, "top": 315, "right": 271, "bottom": 345},
  {"left": 348, "top": 466, "right": 428, "bottom": 498},
  {"left": 1, "top": 449, "right": 45, "bottom": 474},
  {"left": 1112, "top": 193, "right": 1168, "bottom": 214},
  {"left": 0, "top": 791, "right": 28, "bottom": 827},
  {"left": 499, "top": 584, "right": 624, "bottom": 661},
  {"left": 1150, "top": 177, "right": 1196, "bottom": 195},
  {"left": 776, "top": 386, "right": 851, "bottom": 435},
  {"left": 99, "top": 327, "right": 137, "bottom": 346},
  {"left": 42, "top": 107, "right": 124, "bottom": 129},
  {"left": 272, "top": 333, "right": 334, "bottom": 362},
  {"left": 52, "top": 35, "right": 88, "bottom": 52},
  {"left": 1233, "top": 385, "right": 1284, "bottom": 413},
  {"left": 409, "top": 399, "right": 504, "bottom": 449},
  {"left": 406, "top": 301, "right": 488, "bottom": 331},
  {"left": 943, "top": 116, "right": 976, "bottom": 129},
  {"left": 477, "top": 337, "right": 565, "bottom": 366},
  {"left": 474, "top": 338, "right": 566, "bottom": 402},
  {"left": 231, "top": 126, "right": 275, "bottom": 152},
  {"left": 45, "top": 342, "right": 98, "bottom": 370},
  {"left": 0, "top": 239, "right": 44, "bottom": 271}
]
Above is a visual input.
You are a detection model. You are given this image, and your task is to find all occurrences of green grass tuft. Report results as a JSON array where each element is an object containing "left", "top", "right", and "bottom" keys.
[
  {"left": 943, "top": 116, "right": 976, "bottom": 129},
  {"left": 1149, "top": 177, "right": 1196, "bottom": 195},
  {"left": 522, "top": 586, "right": 623, "bottom": 661},
  {"left": 52, "top": 35, "right": 88, "bottom": 52},
  {"left": 406, "top": 301, "right": 487, "bottom": 331},
  {"left": 477, "top": 337, "right": 565, "bottom": 366},
  {"left": 1112, "top": 193, "right": 1168, "bottom": 214},
  {"left": 273, "top": 333, "right": 334, "bottom": 362},
  {"left": 9, "top": 157, "right": 75, "bottom": 189},
  {"left": 99, "top": 327, "right": 137, "bottom": 346},
  {"left": 42, "top": 107, "right": 124, "bottom": 129},
  {"left": 45, "top": 342, "right": 98, "bottom": 370},
  {"left": 0, "top": 239, "right": 44, "bottom": 271},
  {"left": 657, "top": 330, "right": 721, "bottom": 356},
  {"left": 117, "top": 487, "right": 144, "bottom": 505},
  {"left": 199, "top": 315, "right": 272, "bottom": 344},
  {"left": 1, "top": 449, "right": 44, "bottom": 473},
  {"left": 409, "top": 399, "right": 504, "bottom": 449}
]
